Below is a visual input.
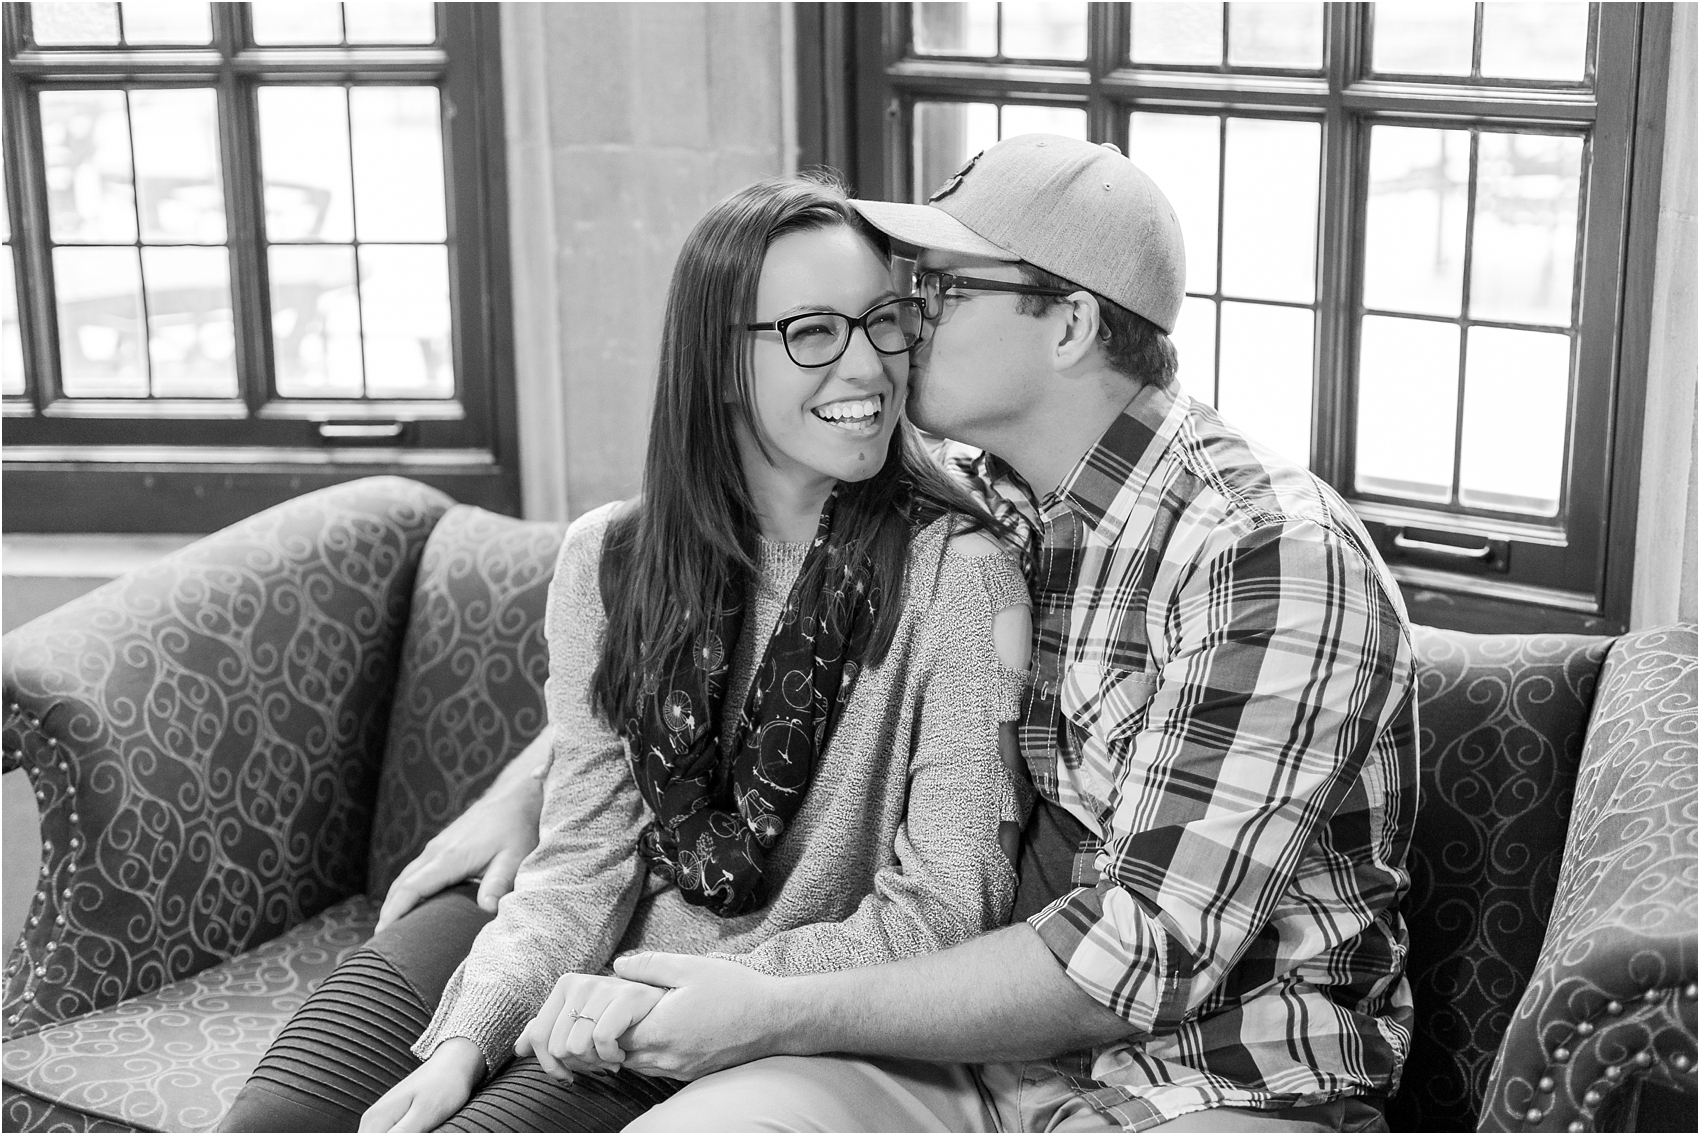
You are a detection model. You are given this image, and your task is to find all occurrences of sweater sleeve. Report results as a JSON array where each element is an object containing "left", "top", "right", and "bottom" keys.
[
  {"left": 413, "top": 504, "right": 649, "bottom": 1072},
  {"left": 724, "top": 540, "right": 1032, "bottom": 976}
]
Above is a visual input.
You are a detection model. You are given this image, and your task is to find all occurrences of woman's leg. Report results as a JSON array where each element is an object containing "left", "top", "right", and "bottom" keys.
[
  {"left": 221, "top": 885, "right": 492, "bottom": 1132},
  {"left": 440, "top": 1058, "right": 681, "bottom": 1133}
]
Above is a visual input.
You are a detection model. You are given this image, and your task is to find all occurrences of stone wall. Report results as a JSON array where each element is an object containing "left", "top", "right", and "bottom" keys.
[
  {"left": 501, "top": 2, "right": 792, "bottom": 522},
  {"left": 1629, "top": 3, "right": 1699, "bottom": 628}
]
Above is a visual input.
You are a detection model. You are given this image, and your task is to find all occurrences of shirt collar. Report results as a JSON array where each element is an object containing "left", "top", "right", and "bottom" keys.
[{"left": 1044, "top": 383, "right": 1189, "bottom": 542}]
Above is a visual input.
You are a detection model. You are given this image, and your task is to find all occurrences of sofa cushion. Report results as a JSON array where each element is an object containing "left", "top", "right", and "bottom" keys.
[
  {"left": 3, "top": 478, "right": 451, "bottom": 1037},
  {"left": 1, "top": 1087, "right": 137, "bottom": 1132},
  {"left": 1, "top": 896, "right": 375, "bottom": 1133},
  {"left": 365, "top": 505, "right": 566, "bottom": 900},
  {"left": 1390, "top": 627, "right": 1611, "bottom": 1131}
]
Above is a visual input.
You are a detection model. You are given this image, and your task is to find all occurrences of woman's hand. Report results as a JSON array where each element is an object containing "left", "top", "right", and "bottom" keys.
[
  {"left": 516, "top": 972, "right": 668, "bottom": 1080},
  {"left": 359, "top": 1037, "right": 484, "bottom": 1132}
]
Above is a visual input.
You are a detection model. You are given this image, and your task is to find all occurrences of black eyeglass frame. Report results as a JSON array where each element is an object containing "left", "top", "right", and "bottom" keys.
[
  {"left": 914, "top": 270, "right": 1077, "bottom": 320},
  {"left": 742, "top": 297, "right": 927, "bottom": 369}
]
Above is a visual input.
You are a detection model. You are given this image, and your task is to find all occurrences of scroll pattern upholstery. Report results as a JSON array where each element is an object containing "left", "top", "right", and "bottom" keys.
[
  {"left": 1, "top": 1089, "right": 135, "bottom": 1133},
  {"left": 2, "top": 477, "right": 451, "bottom": 1040},
  {"left": 364, "top": 506, "right": 565, "bottom": 900},
  {"left": 1390, "top": 628, "right": 1611, "bottom": 1132},
  {"left": 1480, "top": 625, "right": 1698, "bottom": 1132},
  {"left": 2, "top": 896, "right": 375, "bottom": 1132}
]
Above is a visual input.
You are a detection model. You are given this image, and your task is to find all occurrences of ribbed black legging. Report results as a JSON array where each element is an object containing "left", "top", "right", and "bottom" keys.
[{"left": 221, "top": 885, "right": 682, "bottom": 1132}]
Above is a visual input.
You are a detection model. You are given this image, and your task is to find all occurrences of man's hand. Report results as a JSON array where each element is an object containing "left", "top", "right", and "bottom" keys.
[
  {"left": 375, "top": 729, "right": 551, "bottom": 932},
  {"left": 612, "top": 953, "right": 791, "bottom": 1080},
  {"left": 359, "top": 1037, "right": 483, "bottom": 1132},
  {"left": 516, "top": 972, "right": 667, "bottom": 1080}
]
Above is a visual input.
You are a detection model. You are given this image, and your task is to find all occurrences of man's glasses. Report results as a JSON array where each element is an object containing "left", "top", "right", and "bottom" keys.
[
  {"left": 743, "top": 297, "right": 926, "bottom": 369},
  {"left": 914, "top": 269, "right": 1075, "bottom": 320}
]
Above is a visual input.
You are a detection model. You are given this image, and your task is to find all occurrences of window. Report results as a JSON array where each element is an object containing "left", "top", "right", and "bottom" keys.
[
  {"left": 837, "top": 2, "right": 1671, "bottom": 632},
  {"left": 1, "top": 2, "right": 517, "bottom": 531}
]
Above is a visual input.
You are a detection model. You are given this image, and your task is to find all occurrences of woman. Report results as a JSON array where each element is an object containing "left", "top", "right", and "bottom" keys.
[{"left": 223, "top": 176, "right": 1032, "bottom": 1133}]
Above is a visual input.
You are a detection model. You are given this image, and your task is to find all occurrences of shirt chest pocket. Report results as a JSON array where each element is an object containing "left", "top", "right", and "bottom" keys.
[{"left": 1059, "top": 660, "right": 1161, "bottom": 744}]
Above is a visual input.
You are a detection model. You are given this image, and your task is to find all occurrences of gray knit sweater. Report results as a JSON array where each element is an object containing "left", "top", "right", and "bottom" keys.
[{"left": 415, "top": 503, "right": 1032, "bottom": 1072}]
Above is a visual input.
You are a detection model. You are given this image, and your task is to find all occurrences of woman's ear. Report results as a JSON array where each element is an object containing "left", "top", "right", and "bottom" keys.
[{"left": 1051, "top": 291, "right": 1102, "bottom": 371}]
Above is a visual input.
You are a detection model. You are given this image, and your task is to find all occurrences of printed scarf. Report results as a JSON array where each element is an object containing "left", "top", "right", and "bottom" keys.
[{"left": 620, "top": 491, "right": 879, "bottom": 917}]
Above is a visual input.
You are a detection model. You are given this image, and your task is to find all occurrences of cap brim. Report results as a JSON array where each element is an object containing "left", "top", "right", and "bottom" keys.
[{"left": 849, "top": 199, "right": 1019, "bottom": 261}]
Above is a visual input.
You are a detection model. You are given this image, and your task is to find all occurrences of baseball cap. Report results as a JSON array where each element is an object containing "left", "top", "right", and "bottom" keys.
[{"left": 850, "top": 134, "right": 1186, "bottom": 334}]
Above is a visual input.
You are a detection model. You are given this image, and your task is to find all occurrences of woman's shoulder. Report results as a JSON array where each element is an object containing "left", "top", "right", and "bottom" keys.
[
  {"left": 563, "top": 499, "right": 625, "bottom": 549},
  {"left": 548, "top": 501, "right": 631, "bottom": 612},
  {"left": 902, "top": 515, "right": 1032, "bottom": 675},
  {"left": 556, "top": 500, "right": 629, "bottom": 568},
  {"left": 908, "top": 514, "right": 1029, "bottom": 610}
]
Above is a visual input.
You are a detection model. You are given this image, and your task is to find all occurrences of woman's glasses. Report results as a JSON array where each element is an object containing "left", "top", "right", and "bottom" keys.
[
  {"left": 914, "top": 269, "right": 1075, "bottom": 320},
  {"left": 743, "top": 297, "right": 926, "bottom": 369}
]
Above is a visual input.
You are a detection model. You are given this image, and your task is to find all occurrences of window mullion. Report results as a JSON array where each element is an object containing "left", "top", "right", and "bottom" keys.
[
  {"left": 6, "top": 64, "right": 64, "bottom": 413},
  {"left": 1313, "top": 1, "right": 1363, "bottom": 486},
  {"left": 213, "top": 4, "right": 270, "bottom": 418},
  {"left": 1086, "top": 2, "right": 1125, "bottom": 148}
]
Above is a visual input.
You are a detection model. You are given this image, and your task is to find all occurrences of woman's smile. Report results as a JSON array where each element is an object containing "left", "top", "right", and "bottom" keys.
[{"left": 810, "top": 392, "right": 885, "bottom": 436}]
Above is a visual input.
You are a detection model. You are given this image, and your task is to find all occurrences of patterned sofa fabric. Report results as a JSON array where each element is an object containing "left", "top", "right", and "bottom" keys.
[
  {"left": 2, "top": 478, "right": 453, "bottom": 1039},
  {"left": 1480, "top": 625, "right": 1698, "bottom": 1133},
  {"left": 364, "top": 505, "right": 566, "bottom": 899},
  {"left": 1391, "top": 628, "right": 1613, "bottom": 1132},
  {"left": 2, "top": 896, "right": 376, "bottom": 1133}
]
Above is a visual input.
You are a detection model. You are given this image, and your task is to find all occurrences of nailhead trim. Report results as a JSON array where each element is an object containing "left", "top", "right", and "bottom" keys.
[{"left": 1532, "top": 986, "right": 1700, "bottom": 1133}]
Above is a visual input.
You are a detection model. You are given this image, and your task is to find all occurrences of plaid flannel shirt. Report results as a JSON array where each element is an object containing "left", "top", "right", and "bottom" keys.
[{"left": 949, "top": 384, "right": 1419, "bottom": 1129}]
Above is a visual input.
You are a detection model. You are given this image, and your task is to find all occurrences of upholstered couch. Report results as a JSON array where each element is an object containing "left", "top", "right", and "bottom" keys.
[{"left": 2, "top": 478, "right": 1695, "bottom": 1133}]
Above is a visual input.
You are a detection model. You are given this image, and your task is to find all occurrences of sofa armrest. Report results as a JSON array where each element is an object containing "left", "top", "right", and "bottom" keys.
[
  {"left": 1481, "top": 625, "right": 1698, "bottom": 1132},
  {"left": 2, "top": 477, "right": 451, "bottom": 1039}
]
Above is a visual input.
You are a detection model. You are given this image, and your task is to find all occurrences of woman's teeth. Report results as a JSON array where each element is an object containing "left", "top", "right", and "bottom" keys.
[{"left": 812, "top": 396, "right": 882, "bottom": 430}]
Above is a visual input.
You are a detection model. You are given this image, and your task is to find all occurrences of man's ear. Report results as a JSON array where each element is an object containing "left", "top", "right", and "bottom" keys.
[{"left": 1051, "top": 291, "right": 1102, "bottom": 371}]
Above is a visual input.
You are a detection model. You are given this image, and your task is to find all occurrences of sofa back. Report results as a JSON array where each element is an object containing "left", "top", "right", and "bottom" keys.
[
  {"left": 2, "top": 477, "right": 452, "bottom": 1036},
  {"left": 365, "top": 506, "right": 567, "bottom": 898},
  {"left": 1389, "top": 627, "right": 1612, "bottom": 1131}
]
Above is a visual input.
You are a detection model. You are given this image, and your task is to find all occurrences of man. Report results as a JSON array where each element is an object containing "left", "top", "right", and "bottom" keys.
[{"left": 384, "top": 135, "right": 1418, "bottom": 1133}]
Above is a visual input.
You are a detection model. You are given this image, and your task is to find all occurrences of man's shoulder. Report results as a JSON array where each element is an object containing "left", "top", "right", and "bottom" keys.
[
  {"left": 1163, "top": 404, "right": 1330, "bottom": 527},
  {"left": 1150, "top": 403, "right": 1408, "bottom": 623}
]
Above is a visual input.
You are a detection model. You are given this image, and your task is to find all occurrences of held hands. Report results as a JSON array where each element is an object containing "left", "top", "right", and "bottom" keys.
[
  {"left": 517, "top": 972, "right": 667, "bottom": 1080},
  {"left": 612, "top": 953, "right": 789, "bottom": 1081},
  {"left": 359, "top": 1037, "right": 484, "bottom": 1132}
]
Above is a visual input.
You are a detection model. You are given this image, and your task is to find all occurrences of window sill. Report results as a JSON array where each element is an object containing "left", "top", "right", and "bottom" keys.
[{"left": 2, "top": 532, "right": 198, "bottom": 634}]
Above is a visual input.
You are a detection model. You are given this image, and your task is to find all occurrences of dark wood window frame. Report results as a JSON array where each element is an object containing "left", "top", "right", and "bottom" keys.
[
  {"left": 802, "top": 1, "right": 1672, "bottom": 634},
  {"left": 1, "top": 2, "right": 519, "bottom": 532}
]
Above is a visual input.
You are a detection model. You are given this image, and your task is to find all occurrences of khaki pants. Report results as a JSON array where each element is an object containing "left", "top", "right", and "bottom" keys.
[{"left": 624, "top": 1054, "right": 1388, "bottom": 1133}]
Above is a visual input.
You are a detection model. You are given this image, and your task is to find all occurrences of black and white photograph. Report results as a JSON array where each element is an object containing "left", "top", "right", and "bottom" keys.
[{"left": 1, "top": 2, "right": 1695, "bottom": 1132}]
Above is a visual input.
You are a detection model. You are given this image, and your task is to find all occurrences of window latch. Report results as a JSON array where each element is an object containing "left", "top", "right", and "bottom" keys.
[
  {"left": 1392, "top": 532, "right": 1492, "bottom": 560},
  {"left": 1389, "top": 528, "right": 1510, "bottom": 575},
  {"left": 318, "top": 421, "right": 406, "bottom": 441}
]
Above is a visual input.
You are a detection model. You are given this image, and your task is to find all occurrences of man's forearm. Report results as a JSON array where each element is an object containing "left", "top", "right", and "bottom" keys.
[
  {"left": 488, "top": 724, "right": 553, "bottom": 796},
  {"left": 772, "top": 922, "right": 1136, "bottom": 1063}
]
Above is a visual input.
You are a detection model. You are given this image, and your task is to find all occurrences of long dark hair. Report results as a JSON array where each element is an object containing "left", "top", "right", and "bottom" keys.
[{"left": 590, "top": 175, "right": 1003, "bottom": 730}]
